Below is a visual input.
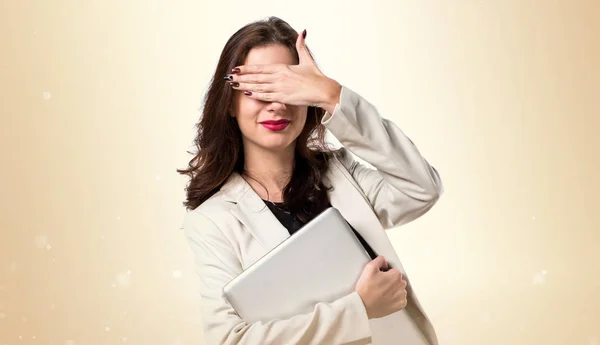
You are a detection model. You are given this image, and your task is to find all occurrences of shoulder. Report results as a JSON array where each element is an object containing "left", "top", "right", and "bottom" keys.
[
  {"left": 183, "top": 170, "right": 247, "bottom": 229},
  {"left": 181, "top": 199, "right": 244, "bottom": 268},
  {"left": 181, "top": 188, "right": 240, "bottom": 243},
  {"left": 184, "top": 190, "right": 237, "bottom": 228}
]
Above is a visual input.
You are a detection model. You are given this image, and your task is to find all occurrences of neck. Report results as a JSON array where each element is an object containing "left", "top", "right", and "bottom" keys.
[{"left": 242, "top": 143, "right": 296, "bottom": 202}]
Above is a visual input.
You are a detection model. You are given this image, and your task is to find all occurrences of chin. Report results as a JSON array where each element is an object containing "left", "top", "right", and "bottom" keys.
[
  {"left": 255, "top": 135, "right": 296, "bottom": 150},
  {"left": 261, "top": 141, "right": 295, "bottom": 151}
]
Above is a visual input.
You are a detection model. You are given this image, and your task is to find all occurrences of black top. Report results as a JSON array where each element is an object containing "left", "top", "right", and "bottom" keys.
[{"left": 262, "top": 200, "right": 378, "bottom": 260}]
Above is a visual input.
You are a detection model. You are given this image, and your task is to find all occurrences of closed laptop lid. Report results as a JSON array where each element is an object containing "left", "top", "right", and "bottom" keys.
[{"left": 222, "top": 207, "right": 372, "bottom": 323}]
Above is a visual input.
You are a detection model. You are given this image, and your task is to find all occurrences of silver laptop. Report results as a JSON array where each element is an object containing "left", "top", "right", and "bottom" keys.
[{"left": 222, "top": 207, "right": 373, "bottom": 323}]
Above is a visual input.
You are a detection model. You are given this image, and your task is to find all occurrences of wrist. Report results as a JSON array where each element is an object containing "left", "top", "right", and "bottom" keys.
[
  {"left": 319, "top": 77, "right": 341, "bottom": 114},
  {"left": 355, "top": 289, "right": 373, "bottom": 319}
]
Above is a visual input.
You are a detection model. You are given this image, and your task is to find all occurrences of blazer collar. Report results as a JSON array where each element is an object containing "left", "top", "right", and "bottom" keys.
[
  {"left": 218, "top": 164, "right": 397, "bottom": 269},
  {"left": 223, "top": 172, "right": 292, "bottom": 251}
]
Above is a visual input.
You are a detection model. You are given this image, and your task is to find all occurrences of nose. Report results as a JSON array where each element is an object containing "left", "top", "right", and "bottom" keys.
[{"left": 267, "top": 102, "right": 287, "bottom": 112}]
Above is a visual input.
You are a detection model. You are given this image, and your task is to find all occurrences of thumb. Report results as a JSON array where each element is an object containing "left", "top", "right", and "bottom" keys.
[
  {"left": 295, "top": 29, "right": 313, "bottom": 65},
  {"left": 369, "top": 256, "right": 388, "bottom": 273}
]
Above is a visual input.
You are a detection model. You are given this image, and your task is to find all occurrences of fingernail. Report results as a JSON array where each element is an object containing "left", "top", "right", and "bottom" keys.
[
  {"left": 229, "top": 82, "right": 239, "bottom": 87},
  {"left": 302, "top": 29, "right": 307, "bottom": 39},
  {"left": 224, "top": 75, "right": 233, "bottom": 81},
  {"left": 244, "top": 91, "right": 252, "bottom": 96},
  {"left": 231, "top": 68, "right": 240, "bottom": 74}
]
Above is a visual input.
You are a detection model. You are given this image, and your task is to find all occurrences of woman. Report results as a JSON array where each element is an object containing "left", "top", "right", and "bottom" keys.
[{"left": 178, "top": 16, "right": 443, "bottom": 345}]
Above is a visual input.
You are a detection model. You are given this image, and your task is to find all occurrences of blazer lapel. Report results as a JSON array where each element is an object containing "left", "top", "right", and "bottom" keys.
[
  {"left": 224, "top": 172, "right": 291, "bottom": 252},
  {"left": 327, "top": 158, "right": 439, "bottom": 345},
  {"left": 326, "top": 158, "right": 408, "bottom": 275}
]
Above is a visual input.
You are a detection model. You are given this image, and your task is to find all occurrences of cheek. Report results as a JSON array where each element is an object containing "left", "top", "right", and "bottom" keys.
[
  {"left": 236, "top": 114, "right": 258, "bottom": 136},
  {"left": 234, "top": 100, "right": 261, "bottom": 129},
  {"left": 296, "top": 119, "right": 307, "bottom": 132}
]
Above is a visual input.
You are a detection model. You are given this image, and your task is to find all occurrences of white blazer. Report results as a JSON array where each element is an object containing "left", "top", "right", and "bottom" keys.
[{"left": 182, "top": 85, "right": 444, "bottom": 345}]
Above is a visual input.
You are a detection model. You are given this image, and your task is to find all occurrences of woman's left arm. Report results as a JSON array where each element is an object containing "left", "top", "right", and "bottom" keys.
[
  {"left": 322, "top": 84, "right": 444, "bottom": 229},
  {"left": 227, "top": 31, "right": 442, "bottom": 228}
]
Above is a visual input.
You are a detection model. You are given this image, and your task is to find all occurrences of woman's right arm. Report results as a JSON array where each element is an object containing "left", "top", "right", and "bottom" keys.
[{"left": 182, "top": 210, "right": 373, "bottom": 345}]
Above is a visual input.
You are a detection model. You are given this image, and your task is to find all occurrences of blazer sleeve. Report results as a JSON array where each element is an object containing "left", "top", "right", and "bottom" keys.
[
  {"left": 182, "top": 210, "right": 373, "bottom": 345},
  {"left": 322, "top": 85, "right": 444, "bottom": 229}
]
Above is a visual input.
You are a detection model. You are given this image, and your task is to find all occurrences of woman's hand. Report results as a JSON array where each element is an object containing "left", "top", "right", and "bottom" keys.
[
  {"left": 355, "top": 256, "right": 408, "bottom": 319},
  {"left": 226, "top": 30, "right": 342, "bottom": 114}
]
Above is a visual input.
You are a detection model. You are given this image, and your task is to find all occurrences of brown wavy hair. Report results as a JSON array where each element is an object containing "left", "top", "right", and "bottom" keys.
[{"left": 177, "top": 16, "right": 334, "bottom": 222}]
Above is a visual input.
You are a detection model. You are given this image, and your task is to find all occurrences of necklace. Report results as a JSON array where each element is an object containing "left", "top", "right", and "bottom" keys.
[
  {"left": 241, "top": 172, "right": 287, "bottom": 205},
  {"left": 264, "top": 199, "right": 291, "bottom": 215}
]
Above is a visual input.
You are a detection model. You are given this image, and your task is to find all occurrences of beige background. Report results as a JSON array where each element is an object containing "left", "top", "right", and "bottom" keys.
[{"left": 1, "top": 0, "right": 599, "bottom": 344}]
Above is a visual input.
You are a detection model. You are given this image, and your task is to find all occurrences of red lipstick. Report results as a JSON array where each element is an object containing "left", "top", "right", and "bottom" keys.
[{"left": 260, "top": 119, "right": 290, "bottom": 131}]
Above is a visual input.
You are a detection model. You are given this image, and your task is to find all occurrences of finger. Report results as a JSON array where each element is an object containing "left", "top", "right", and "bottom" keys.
[
  {"left": 242, "top": 91, "right": 282, "bottom": 103},
  {"left": 230, "top": 82, "right": 275, "bottom": 94},
  {"left": 226, "top": 73, "right": 274, "bottom": 84},
  {"left": 230, "top": 64, "right": 281, "bottom": 75},
  {"left": 400, "top": 299, "right": 408, "bottom": 309},
  {"left": 380, "top": 260, "right": 391, "bottom": 272},
  {"left": 295, "top": 29, "right": 313, "bottom": 65},
  {"left": 381, "top": 259, "right": 389, "bottom": 271},
  {"left": 385, "top": 268, "right": 402, "bottom": 280},
  {"left": 369, "top": 256, "right": 387, "bottom": 272}
]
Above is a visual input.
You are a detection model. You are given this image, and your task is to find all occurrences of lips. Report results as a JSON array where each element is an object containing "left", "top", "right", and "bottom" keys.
[
  {"left": 260, "top": 120, "right": 290, "bottom": 125},
  {"left": 260, "top": 119, "right": 290, "bottom": 131}
]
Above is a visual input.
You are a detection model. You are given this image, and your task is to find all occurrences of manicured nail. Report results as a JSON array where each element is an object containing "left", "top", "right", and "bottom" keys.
[
  {"left": 231, "top": 68, "right": 241, "bottom": 74},
  {"left": 302, "top": 29, "right": 307, "bottom": 39},
  {"left": 224, "top": 75, "right": 233, "bottom": 81},
  {"left": 244, "top": 91, "right": 252, "bottom": 96},
  {"left": 229, "top": 82, "right": 239, "bottom": 87}
]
